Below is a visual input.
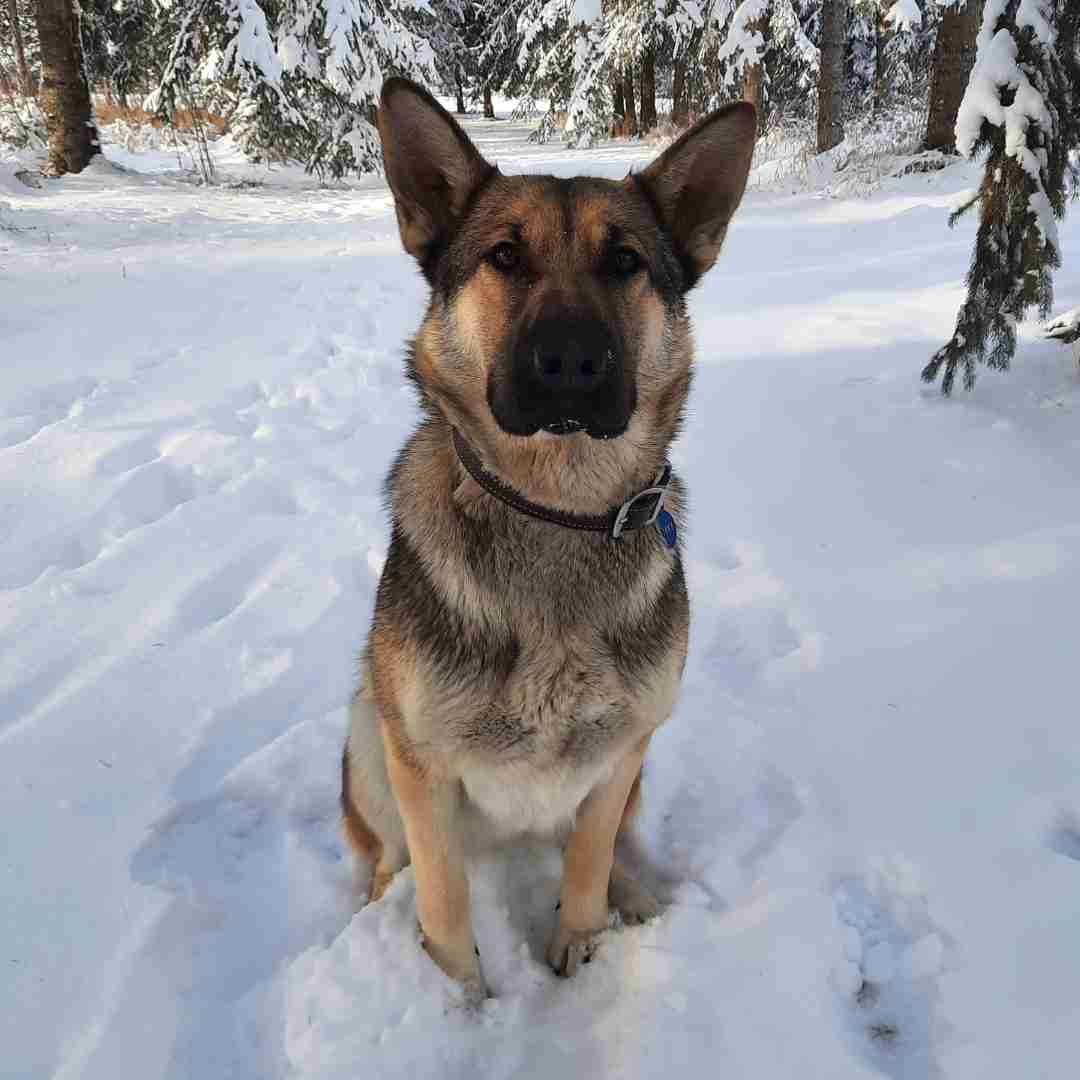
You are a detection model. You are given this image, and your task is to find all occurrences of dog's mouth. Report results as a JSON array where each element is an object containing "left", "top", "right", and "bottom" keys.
[
  {"left": 542, "top": 418, "right": 583, "bottom": 436},
  {"left": 489, "top": 371, "right": 635, "bottom": 441},
  {"left": 540, "top": 417, "right": 627, "bottom": 439}
]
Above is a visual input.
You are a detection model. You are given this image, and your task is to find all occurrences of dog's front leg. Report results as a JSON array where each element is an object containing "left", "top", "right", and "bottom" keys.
[
  {"left": 549, "top": 735, "right": 651, "bottom": 976},
  {"left": 383, "top": 728, "right": 484, "bottom": 999}
]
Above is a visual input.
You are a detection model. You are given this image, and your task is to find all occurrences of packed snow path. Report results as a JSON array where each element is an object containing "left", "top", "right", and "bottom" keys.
[{"left": 2, "top": 119, "right": 1079, "bottom": 1080}]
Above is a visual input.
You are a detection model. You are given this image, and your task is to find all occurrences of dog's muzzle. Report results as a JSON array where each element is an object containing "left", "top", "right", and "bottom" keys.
[{"left": 488, "top": 314, "right": 635, "bottom": 439}]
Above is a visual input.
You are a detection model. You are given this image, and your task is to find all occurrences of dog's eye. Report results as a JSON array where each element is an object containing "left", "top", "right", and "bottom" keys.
[
  {"left": 489, "top": 242, "right": 520, "bottom": 272},
  {"left": 611, "top": 247, "right": 642, "bottom": 277}
]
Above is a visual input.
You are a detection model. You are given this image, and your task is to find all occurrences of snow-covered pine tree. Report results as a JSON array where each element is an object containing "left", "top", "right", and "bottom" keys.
[
  {"left": 427, "top": 0, "right": 474, "bottom": 113},
  {"left": 151, "top": 0, "right": 438, "bottom": 177},
  {"left": 473, "top": 0, "right": 530, "bottom": 111},
  {"left": 0, "top": 0, "right": 44, "bottom": 149},
  {"left": 703, "top": 0, "right": 818, "bottom": 121},
  {"left": 922, "top": 0, "right": 1080, "bottom": 393},
  {"left": 81, "top": 0, "right": 169, "bottom": 110},
  {"left": 882, "top": 0, "right": 927, "bottom": 104},
  {"left": 1, "top": 0, "right": 35, "bottom": 95},
  {"left": 849, "top": 0, "right": 926, "bottom": 116}
]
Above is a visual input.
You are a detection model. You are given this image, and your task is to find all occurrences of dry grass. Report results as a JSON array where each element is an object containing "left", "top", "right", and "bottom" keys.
[{"left": 92, "top": 99, "right": 228, "bottom": 136}]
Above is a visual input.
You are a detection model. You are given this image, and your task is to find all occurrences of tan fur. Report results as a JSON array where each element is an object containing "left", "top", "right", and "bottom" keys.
[
  {"left": 382, "top": 725, "right": 481, "bottom": 986},
  {"left": 553, "top": 736, "right": 651, "bottom": 950}
]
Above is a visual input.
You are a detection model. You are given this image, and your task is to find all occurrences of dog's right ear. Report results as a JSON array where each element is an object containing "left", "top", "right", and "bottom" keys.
[{"left": 378, "top": 78, "right": 494, "bottom": 268}]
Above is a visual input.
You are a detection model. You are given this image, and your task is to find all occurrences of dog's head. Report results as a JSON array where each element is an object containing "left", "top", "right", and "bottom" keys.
[{"left": 378, "top": 79, "right": 755, "bottom": 497}]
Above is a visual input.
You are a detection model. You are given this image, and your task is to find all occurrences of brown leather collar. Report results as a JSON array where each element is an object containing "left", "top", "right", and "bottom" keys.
[{"left": 452, "top": 428, "right": 672, "bottom": 541}]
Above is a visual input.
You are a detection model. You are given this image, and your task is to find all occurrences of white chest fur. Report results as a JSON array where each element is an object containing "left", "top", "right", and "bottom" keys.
[{"left": 459, "top": 752, "right": 617, "bottom": 837}]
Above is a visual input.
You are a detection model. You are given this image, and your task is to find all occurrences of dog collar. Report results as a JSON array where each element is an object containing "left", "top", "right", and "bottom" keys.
[{"left": 452, "top": 428, "right": 676, "bottom": 543}]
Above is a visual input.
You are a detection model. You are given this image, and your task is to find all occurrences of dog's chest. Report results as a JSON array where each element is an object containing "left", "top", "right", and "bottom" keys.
[
  {"left": 452, "top": 631, "right": 629, "bottom": 758},
  {"left": 447, "top": 631, "right": 639, "bottom": 831}
]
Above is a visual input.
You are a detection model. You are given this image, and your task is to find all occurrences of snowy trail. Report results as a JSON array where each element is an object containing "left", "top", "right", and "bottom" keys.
[{"left": 2, "top": 120, "right": 1080, "bottom": 1080}]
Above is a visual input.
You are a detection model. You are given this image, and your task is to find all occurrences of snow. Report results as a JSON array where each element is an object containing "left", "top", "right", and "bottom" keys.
[
  {"left": 223, "top": 0, "right": 284, "bottom": 82},
  {"left": 3, "top": 114, "right": 1080, "bottom": 1080},
  {"left": 1044, "top": 305, "right": 1080, "bottom": 342},
  {"left": 886, "top": 0, "right": 922, "bottom": 32},
  {"left": 570, "top": 0, "right": 601, "bottom": 24},
  {"left": 716, "top": 0, "right": 770, "bottom": 73}
]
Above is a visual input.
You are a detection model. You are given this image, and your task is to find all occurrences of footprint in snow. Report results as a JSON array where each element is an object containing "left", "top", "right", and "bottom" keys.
[
  {"left": 167, "top": 543, "right": 283, "bottom": 636},
  {"left": 94, "top": 434, "right": 162, "bottom": 476},
  {"left": 121, "top": 766, "right": 348, "bottom": 1080},
  {"left": 0, "top": 375, "right": 100, "bottom": 449},
  {"left": 833, "top": 857, "right": 952, "bottom": 1080},
  {"left": 688, "top": 540, "right": 823, "bottom": 697},
  {"left": 1, "top": 459, "right": 199, "bottom": 589},
  {"left": 1045, "top": 809, "right": 1080, "bottom": 863}
]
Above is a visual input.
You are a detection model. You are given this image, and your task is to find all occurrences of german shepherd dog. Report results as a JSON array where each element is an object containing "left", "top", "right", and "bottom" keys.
[{"left": 342, "top": 78, "right": 756, "bottom": 998}]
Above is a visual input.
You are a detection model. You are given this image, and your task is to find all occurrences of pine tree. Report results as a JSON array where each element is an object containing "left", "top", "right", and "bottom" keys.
[
  {"left": 881, "top": 0, "right": 926, "bottom": 107},
  {"left": 708, "top": 0, "right": 818, "bottom": 123},
  {"left": 150, "top": 0, "right": 439, "bottom": 177},
  {"left": 428, "top": 0, "right": 475, "bottom": 114},
  {"left": 922, "top": 0, "right": 1080, "bottom": 393},
  {"left": 849, "top": 0, "right": 925, "bottom": 116}
]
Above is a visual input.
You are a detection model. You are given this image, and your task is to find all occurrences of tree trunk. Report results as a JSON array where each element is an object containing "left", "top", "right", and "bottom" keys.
[
  {"left": 483, "top": 84, "right": 495, "bottom": 120},
  {"left": 924, "top": 0, "right": 980, "bottom": 153},
  {"left": 817, "top": 0, "right": 847, "bottom": 153},
  {"left": 455, "top": 76, "right": 466, "bottom": 115},
  {"left": 639, "top": 45, "right": 656, "bottom": 132},
  {"left": 8, "top": 0, "right": 32, "bottom": 95},
  {"left": 671, "top": 57, "right": 688, "bottom": 127},
  {"left": 872, "top": 10, "right": 888, "bottom": 116},
  {"left": 35, "top": 0, "right": 99, "bottom": 175},
  {"left": 622, "top": 65, "right": 637, "bottom": 136},
  {"left": 612, "top": 76, "right": 625, "bottom": 120}
]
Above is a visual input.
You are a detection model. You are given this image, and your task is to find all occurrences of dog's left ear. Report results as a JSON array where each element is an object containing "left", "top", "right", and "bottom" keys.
[
  {"left": 635, "top": 103, "right": 757, "bottom": 288},
  {"left": 378, "top": 78, "right": 494, "bottom": 269}
]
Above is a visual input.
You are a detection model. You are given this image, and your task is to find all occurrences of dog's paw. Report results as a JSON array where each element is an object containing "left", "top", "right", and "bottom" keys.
[
  {"left": 420, "top": 931, "right": 487, "bottom": 997},
  {"left": 367, "top": 870, "right": 396, "bottom": 903},
  {"left": 547, "top": 925, "right": 601, "bottom": 977},
  {"left": 458, "top": 972, "right": 490, "bottom": 1009},
  {"left": 608, "top": 866, "right": 662, "bottom": 926}
]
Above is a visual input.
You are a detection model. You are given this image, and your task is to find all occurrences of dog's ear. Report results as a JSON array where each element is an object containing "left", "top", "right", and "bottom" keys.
[
  {"left": 636, "top": 102, "right": 757, "bottom": 287},
  {"left": 378, "top": 78, "right": 494, "bottom": 267}
]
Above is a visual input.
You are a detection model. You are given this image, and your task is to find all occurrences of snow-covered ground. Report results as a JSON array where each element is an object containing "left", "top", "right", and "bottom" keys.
[{"left": 2, "top": 117, "right": 1079, "bottom": 1080}]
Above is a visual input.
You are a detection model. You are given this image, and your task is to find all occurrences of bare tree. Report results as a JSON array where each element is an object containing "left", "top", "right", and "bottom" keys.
[
  {"left": 817, "top": 0, "right": 848, "bottom": 152},
  {"left": 622, "top": 63, "right": 637, "bottom": 135},
  {"left": 7, "top": 0, "right": 32, "bottom": 94},
  {"left": 923, "top": 0, "right": 980, "bottom": 153},
  {"left": 671, "top": 57, "right": 688, "bottom": 126},
  {"left": 35, "top": 0, "right": 99, "bottom": 174},
  {"left": 639, "top": 43, "right": 656, "bottom": 131}
]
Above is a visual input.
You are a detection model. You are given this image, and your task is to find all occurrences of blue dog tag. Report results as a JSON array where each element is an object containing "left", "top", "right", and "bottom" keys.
[{"left": 656, "top": 509, "right": 677, "bottom": 548}]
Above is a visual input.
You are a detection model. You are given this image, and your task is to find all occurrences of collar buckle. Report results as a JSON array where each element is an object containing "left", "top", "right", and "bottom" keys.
[{"left": 611, "top": 465, "right": 672, "bottom": 540}]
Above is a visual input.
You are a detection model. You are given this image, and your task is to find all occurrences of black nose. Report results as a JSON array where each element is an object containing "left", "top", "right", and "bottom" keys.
[
  {"left": 528, "top": 319, "right": 612, "bottom": 393},
  {"left": 533, "top": 345, "right": 609, "bottom": 392}
]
